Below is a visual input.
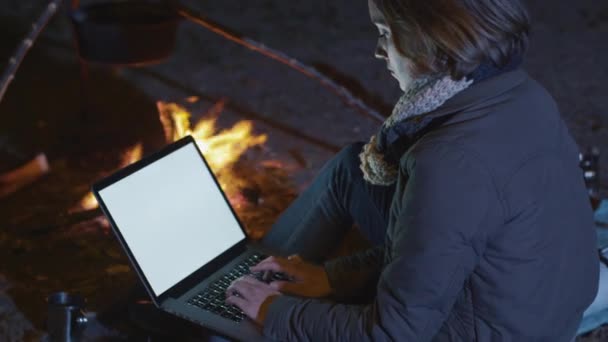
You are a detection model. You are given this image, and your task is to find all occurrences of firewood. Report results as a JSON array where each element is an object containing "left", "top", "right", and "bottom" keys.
[{"left": 0, "top": 153, "right": 50, "bottom": 199}]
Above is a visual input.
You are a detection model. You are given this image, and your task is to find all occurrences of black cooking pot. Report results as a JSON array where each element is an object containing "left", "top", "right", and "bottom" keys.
[{"left": 69, "top": 1, "right": 181, "bottom": 66}]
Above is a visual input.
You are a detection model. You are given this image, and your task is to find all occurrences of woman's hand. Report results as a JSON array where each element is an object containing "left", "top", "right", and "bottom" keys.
[
  {"left": 225, "top": 276, "right": 281, "bottom": 325},
  {"left": 250, "top": 254, "right": 333, "bottom": 298}
]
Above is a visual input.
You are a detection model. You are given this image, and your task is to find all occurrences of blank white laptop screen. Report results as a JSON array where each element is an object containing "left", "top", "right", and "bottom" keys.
[{"left": 98, "top": 142, "right": 246, "bottom": 296}]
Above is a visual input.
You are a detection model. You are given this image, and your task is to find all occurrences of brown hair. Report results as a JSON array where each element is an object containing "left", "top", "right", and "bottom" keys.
[{"left": 373, "top": 0, "right": 531, "bottom": 80}]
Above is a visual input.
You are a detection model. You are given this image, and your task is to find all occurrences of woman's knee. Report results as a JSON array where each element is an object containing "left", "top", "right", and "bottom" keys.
[{"left": 332, "top": 142, "right": 365, "bottom": 176}]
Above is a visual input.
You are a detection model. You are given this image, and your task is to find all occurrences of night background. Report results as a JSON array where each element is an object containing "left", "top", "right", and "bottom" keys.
[{"left": 0, "top": 0, "right": 607, "bottom": 340}]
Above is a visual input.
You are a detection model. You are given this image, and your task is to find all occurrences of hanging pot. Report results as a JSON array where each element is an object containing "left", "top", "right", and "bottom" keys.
[{"left": 69, "top": 1, "right": 181, "bottom": 66}]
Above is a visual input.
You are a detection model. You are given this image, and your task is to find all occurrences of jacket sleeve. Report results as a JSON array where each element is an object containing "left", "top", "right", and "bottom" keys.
[
  {"left": 323, "top": 245, "right": 384, "bottom": 301},
  {"left": 262, "top": 143, "right": 494, "bottom": 341}
]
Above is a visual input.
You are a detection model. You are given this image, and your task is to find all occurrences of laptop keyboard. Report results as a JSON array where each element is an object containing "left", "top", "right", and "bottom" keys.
[{"left": 186, "top": 252, "right": 267, "bottom": 323}]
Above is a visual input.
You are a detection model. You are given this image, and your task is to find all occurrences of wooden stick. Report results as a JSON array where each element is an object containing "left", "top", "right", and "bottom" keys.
[
  {"left": 0, "top": 0, "right": 64, "bottom": 104},
  {"left": 176, "top": 6, "right": 386, "bottom": 124}
]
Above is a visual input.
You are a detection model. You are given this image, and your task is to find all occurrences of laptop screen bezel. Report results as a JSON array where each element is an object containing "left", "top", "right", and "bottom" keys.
[{"left": 92, "top": 135, "right": 249, "bottom": 306}]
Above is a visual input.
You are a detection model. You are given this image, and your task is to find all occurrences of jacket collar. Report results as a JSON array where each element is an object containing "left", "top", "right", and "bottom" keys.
[
  {"left": 380, "top": 68, "right": 528, "bottom": 163},
  {"left": 424, "top": 67, "right": 528, "bottom": 124}
]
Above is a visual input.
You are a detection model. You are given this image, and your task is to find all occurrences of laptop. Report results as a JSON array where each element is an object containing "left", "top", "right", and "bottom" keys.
[{"left": 92, "top": 135, "right": 279, "bottom": 341}]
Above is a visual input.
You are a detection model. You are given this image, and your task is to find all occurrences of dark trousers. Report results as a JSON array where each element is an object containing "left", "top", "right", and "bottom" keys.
[{"left": 261, "top": 142, "right": 396, "bottom": 262}]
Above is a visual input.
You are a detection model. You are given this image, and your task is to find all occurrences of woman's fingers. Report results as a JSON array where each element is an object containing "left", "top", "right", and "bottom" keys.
[
  {"left": 240, "top": 275, "right": 266, "bottom": 286},
  {"left": 254, "top": 256, "right": 287, "bottom": 268},
  {"left": 251, "top": 256, "right": 294, "bottom": 274},
  {"left": 227, "top": 275, "right": 270, "bottom": 298},
  {"left": 227, "top": 276, "right": 255, "bottom": 298},
  {"left": 225, "top": 275, "right": 281, "bottom": 324},
  {"left": 225, "top": 293, "right": 247, "bottom": 308},
  {"left": 268, "top": 280, "right": 300, "bottom": 294},
  {"left": 250, "top": 261, "right": 282, "bottom": 273},
  {"left": 287, "top": 254, "right": 303, "bottom": 264}
]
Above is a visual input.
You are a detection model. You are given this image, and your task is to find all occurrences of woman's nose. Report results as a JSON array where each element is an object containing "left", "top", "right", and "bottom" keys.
[{"left": 375, "top": 41, "right": 388, "bottom": 59}]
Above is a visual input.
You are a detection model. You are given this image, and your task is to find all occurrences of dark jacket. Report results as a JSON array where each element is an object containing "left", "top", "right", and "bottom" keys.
[{"left": 263, "top": 68, "right": 599, "bottom": 341}]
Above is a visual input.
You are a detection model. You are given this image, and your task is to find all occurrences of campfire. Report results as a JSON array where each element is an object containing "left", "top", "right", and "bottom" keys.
[
  {"left": 157, "top": 99, "right": 268, "bottom": 196},
  {"left": 76, "top": 99, "right": 296, "bottom": 239}
]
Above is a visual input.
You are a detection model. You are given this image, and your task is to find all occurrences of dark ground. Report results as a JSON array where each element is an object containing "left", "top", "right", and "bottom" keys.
[{"left": 0, "top": 0, "right": 607, "bottom": 340}]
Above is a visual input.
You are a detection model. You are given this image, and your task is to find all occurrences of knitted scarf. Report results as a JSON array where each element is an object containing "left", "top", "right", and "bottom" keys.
[{"left": 359, "top": 55, "right": 523, "bottom": 185}]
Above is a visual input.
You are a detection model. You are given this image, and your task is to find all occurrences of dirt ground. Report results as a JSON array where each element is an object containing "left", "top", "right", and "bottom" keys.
[{"left": 0, "top": 0, "right": 607, "bottom": 340}]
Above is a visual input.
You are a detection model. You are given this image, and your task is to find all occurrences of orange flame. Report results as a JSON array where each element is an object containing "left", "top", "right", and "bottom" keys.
[
  {"left": 157, "top": 100, "right": 267, "bottom": 193},
  {"left": 77, "top": 99, "right": 267, "bottom": 211}
]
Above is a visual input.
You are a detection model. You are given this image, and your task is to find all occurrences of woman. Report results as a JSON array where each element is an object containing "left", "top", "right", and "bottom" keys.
[{"left": 225, "top": 0, "right": 599, "bottom": 340}]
